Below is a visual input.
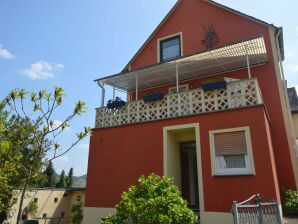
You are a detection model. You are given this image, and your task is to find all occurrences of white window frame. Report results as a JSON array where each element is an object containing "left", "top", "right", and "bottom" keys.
[
  {"left": 209, "top": 127, "right": 255, "bottom": 176},
  {"left": 168, "top": 84, "right": 188, "bottom": 94},
  {"left": 157, "top": 32, "right": 183, "bottom": 63}
]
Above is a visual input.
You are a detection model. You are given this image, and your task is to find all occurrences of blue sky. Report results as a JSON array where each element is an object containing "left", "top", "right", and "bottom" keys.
[{"left": 1, "top": 0, "right": 298, "bottom": 176}]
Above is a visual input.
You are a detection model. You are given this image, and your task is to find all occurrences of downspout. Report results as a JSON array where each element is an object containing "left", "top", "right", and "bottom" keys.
[
  {"left": 274, "top": 28, "right": 298, "bottom": 157},
  {"left": 97, "top": 81, "right": 105, "bottom": 108}
]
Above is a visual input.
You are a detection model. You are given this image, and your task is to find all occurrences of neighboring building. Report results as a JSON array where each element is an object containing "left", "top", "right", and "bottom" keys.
[
  {"left": 9, "top": 188, "right": 85, "bottom": 224},
  {"left": 85, "top": 1, "right": 298, "bottom": 223},
  {"left": 288, "top": 87, "right": 298, "bottom": 141}
]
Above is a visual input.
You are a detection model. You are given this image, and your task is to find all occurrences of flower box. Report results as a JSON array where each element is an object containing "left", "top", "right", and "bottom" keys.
[
  {"left": 107, "top": 100, "right": 126, "bottom": 109},
  {"left": 201, "top": 80, "right": 227, "bottom": 92},
  {"left": 143, "top": 93, "right": 165, "bottom": 103}
]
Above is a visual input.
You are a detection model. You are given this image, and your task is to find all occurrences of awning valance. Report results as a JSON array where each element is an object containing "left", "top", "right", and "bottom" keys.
[{"left": 95, "top": 36, "right": 267, "bottom": 92}]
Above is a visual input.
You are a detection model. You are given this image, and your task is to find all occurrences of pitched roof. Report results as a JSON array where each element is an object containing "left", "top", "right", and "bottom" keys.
[
  {"left": 287, "top": 87, "right": 298, "bottom": 113},
  {"left": 122, "top": 0, "right": 281, "bottom": 72}
]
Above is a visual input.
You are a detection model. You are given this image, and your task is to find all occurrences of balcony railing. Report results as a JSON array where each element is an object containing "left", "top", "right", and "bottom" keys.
[{"left": 95, "top": 78, "right": 263, "bottom": 128}]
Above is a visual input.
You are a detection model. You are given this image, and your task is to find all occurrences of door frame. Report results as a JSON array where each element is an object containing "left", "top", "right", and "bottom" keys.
[{"left": 163, "top": 123, "right": 205, "bottom": 213}]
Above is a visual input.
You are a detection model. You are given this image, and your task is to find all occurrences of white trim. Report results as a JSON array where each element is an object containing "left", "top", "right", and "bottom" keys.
[
  {"left": 157, "top": 32, "right": 183, "bottom": 63},
  {"left": 209, "top": 126, "right": 256, "bottom": 176},
  {"left": 83, "top": 207, "right": 116, "bottom": 224},
  {"left": 168, "top": 84, "right": 189, "bottom": 94},
  {"left": 163, "top": 123, "right": 205, "bottom": 212}
]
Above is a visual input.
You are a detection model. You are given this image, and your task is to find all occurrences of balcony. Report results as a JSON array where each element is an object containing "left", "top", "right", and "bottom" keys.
[{"left": 95, "top": 78, "right": 263, "bottom": 128}]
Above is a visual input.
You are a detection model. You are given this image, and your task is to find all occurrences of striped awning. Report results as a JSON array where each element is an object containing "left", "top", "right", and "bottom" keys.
[{"left": 95, "top": 36, "right": 268, "bottom": 92}]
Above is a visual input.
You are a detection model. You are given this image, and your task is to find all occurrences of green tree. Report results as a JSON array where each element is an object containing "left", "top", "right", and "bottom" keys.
[
  {"left": 101, "top": 174, "right": 196, "bottom": 224},
  {"left": 43, "top": 161, "right": 56, "bottom": 187},
  {"left": 66, "top": 167, "right": 74, "bottom": 188},
  {"left": 56, "top": 170, "right": 66, "bottom": 188},
  {"left": 2, "top": 88, "right": 90, "bottom": 224},
  {"left": 0, "top": 102, "right": 20, "bottom": 223},
  {"left": 70, "top": 202, "right": 83, "bottom": 224}
]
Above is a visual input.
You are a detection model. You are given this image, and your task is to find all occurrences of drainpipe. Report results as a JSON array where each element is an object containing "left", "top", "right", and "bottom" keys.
[
  {"left": 245, "top": 45, "right": 252, "bottom": 79},
  {"left": 97, "top": 81, "right": 105, "bottom": 107},
  {"left": 275, "top": 28, "right": 298, "bottom": 157}
]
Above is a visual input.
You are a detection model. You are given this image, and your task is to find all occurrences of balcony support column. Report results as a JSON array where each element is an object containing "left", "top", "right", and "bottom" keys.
[
  {"left": 98, "top": 81, "right": 105, "bottom": 107},
  {"left": 176, "top": 62, "right": 179, "bottom": 93},
  {"left": 136, "top": 76, "right": 138, "bottom": 101},
  {"left": 112, "top": 86, "right": 115, "bottom": 100},
  {"left": 245, "top": 45, "right": 252, "bottom": 78}
]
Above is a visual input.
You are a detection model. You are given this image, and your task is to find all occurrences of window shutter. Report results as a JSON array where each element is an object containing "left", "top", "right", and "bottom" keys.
[{"left": 214, "top": 131, "right": 247, "bottom": 156}]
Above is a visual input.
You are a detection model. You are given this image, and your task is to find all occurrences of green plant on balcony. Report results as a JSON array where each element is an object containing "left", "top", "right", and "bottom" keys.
[{"left": 107, "top": 97, "right": 126, "bottom": 109}]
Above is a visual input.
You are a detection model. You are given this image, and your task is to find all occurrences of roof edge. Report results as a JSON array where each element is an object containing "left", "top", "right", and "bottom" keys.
[
  {"left": 121, "top": 0, "right": 181, "bottom": 72},
  {"left": 204, "top": 0, "right": 277, "bottom": 28},
  {"left": 121, "top": 0, "right": 278, "bottom": 72}
]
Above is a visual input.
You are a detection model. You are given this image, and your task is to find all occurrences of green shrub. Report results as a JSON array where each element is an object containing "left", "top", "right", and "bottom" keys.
[
  {"left": 101, "top": 174, "right": 197, "bottom": 224},
  {"left": 281, "top": 189, "right": 298, "bottom": 216}
]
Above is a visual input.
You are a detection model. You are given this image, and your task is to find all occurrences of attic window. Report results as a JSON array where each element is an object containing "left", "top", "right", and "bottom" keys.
[{"left": 159, "top": 35, "right": 181, "bottom": 62}]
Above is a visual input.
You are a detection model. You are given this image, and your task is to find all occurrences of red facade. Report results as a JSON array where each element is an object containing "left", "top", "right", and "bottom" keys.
[{"left": 85, "top": 0, "right": 298, "bottom": 219}]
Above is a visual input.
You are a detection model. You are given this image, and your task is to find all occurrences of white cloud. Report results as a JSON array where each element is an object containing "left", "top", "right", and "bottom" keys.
[
  {"left": 78, "top": 143, "right": 89, "bottom": 150},
  {"left": 55, "top": 155, "right": 68, "bottom": 162},
  {"left": 0, "top": 44, "right": 14, "bottom": 59},
  {"left": 22, "top": 61, "right": 64, "bottom": 79}
]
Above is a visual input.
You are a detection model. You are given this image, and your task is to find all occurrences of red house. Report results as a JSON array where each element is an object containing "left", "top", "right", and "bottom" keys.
[{"left": 84, "top": 1, "right": 298, "bottom": 223}]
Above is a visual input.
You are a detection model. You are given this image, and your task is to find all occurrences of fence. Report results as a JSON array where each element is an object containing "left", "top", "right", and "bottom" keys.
[{"left": 231, "top": 194, "right": 282, "bottom": 224}]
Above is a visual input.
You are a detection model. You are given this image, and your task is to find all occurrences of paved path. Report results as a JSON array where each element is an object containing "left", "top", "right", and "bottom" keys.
[{"left": 284, "top": 217, "right": 298, "bottom": 224}]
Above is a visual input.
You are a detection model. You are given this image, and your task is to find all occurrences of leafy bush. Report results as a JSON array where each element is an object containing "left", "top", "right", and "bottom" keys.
[
  {"left": 101, "top": 174, "right": 196, "bottom": 224},
  {"left": 281, "top": 189, "right": 298, "bottom": 216}
]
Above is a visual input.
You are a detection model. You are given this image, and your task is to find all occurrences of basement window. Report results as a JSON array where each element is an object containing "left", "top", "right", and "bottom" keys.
[
  {"left": 160, "top": 35, "right": 181, "bottom": 62},
  {"left": 209, "top": 127, "right": 254, "bottom": 176}
]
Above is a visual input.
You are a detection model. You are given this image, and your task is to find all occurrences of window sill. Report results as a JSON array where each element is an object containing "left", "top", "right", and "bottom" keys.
[{"left": 213, "top": 172, "right": 255, "bottom": 177}]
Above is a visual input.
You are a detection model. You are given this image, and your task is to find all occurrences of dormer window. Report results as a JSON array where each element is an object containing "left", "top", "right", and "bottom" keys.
[{"left": 159, "top": 34, "right": 182, "bottom": 62}]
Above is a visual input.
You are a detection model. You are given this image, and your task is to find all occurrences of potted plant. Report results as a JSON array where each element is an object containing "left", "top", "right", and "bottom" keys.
[
  {"left": 201, "top": 77, "right": 227, "bottom": 92},
  {"left": 143, "top": 92, "right": 165, "bottom": 103},
  {"left": 107, "top": 97, "right": 126, "bottom": 109}
]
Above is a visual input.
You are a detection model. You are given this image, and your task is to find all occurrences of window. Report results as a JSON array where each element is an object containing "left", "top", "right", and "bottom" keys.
[
  {"left": 168, "top": 84, "right": 188, "bottom": 94},
  {"left": 76, "top": 195, "right": 81, "bottom": 202},
  {"left": 33, "top": 198, "right": 38, "bottom": 203},
  {"left": 43, "top": 213, "right": 47, "bottom": 218},
  {"left": 160, "top": 35, "right": 181, "bottom": 62},
  {"left": 209, "top": 127, "right": 255, "bottom": 176},
  {"left": 61, "top": 212, "right": 65, "bottom": 218},
  {"left": 12, "top": 198, "right": 18, "bottom": 204},
  {"left": 54, "top": 198, "right": 58, "bottom": 203}
]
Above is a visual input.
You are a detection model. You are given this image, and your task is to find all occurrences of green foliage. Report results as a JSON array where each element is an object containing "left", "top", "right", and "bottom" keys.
[
  {"left": 0, "top": 101, "right": 20, "bottom": 223},
  {"left": 1, "top": 87, "right": 91, "bottom": 224},
  {"left": 282, "top": 189, "right": 298, "bottom": 215},
  {"left": 27, "top": 202, "right": 38, "bottom": 217},
  {"left": 43, "top": 161, "right": 56, "bottom": 187},
  {"left": 101, "top": 174, "right": 196, "bottom": 224},
  {"left": 56, "top": 170, "right": 67, "bottom": 188},
  {"left": 66, "top": 167, "right": 74, "bottom": 188},
  {"left": 70, "top": 202, "right": 83, "bottom": 224}
]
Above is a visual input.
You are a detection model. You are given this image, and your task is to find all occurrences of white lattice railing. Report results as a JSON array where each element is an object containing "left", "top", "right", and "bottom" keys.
[{"left": 95, "top": 78, "right": 263, "bottom": 128}]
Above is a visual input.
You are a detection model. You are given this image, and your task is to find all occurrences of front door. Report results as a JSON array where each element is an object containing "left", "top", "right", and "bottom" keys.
[{"left": 180, "top": 142, "right": 199, "bottom": 209}]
